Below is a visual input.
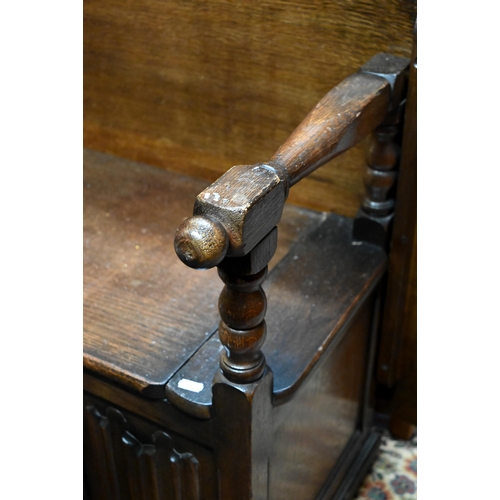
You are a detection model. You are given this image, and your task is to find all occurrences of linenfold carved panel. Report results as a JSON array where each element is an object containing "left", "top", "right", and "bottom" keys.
[{"left": 84, "top": 405, "right": 200, "bottom": 500}]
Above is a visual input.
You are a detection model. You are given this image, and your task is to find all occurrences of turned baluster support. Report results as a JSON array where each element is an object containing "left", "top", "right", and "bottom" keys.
[
  {"left": 174, "top": 52, "right": 409, "bottom": 384},
  {"left": 216, "top": 227, "right": 277, "bottom": 382},
  {"left": 353, "top": 54, "right": 409, "bottom": 248},
  {"left": 218, "top": 266, "right": 268, "bottom": 382}
]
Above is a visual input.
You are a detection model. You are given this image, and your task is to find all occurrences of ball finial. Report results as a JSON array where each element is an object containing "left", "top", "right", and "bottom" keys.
[{"left": 174, "top": 216, "right": 229, "bottom": 269}]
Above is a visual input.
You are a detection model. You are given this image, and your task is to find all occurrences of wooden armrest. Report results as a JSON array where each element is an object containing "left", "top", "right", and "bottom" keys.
[
  {"left": 173, "top": 53, "right": 408, "bottom": 384},
  {"left": 174, "top": 53, "right": 408, "bottom": 269}
]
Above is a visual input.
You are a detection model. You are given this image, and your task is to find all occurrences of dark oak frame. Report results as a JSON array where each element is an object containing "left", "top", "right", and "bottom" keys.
[{"left": 84, "top": 47, "right": 416, "bottom": 499}]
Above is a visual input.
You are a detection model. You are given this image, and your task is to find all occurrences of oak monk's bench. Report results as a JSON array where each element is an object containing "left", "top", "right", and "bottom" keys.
[{"left": 84, "top": 52, "right": 413, "bottom": 500}]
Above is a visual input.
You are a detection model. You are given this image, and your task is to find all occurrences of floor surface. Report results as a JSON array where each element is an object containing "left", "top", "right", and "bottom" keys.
[{"left": 354, "top": 432, "right": 417, "bottom": 499}]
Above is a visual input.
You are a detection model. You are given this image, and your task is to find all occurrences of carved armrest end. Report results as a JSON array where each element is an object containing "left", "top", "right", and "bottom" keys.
[{"left": 174, "top": 52, "right": 409, "bottom": 384}]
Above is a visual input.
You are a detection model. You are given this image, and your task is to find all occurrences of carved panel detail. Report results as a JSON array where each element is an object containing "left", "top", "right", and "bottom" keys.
[{"left": 84, "top": 405, "right": 200, "bottom": 500}]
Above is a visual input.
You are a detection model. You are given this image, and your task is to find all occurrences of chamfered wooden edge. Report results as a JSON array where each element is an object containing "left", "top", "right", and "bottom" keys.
[
  {"left": 174, "top": 53, "right": 408, "bottom": 270},
  {"left": 376, "top": 23, "right": 417, "bottom": 388},
  {"left": 83, "top": 149, "right": 223, "bottom": 400},
  {"left": 83, "top": 150, "right": 325, "bottom": 399},
  {"left": 165, "top": 213, "right": 387, "bottom": 417},
  {"left": 316, "top": 430, "right": 382, "bottom": 500},
  {"left": 83, "top": 371, "right": 215, "bottom": 448}
]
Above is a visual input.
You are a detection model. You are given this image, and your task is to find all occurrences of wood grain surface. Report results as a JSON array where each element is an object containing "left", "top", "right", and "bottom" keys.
[
  {"left": 375, "top": 25, "right": 417, "bottom": 434},
  {"left": 212, "top": 370, "right": 274, "bottom": 500},
  {"left": 84, "top": 373, "right": 214, "bottom": 447},
  {"left": 270, "top": 302, "right": 370, "bottom": 500},
  {"left": 265, "top": 214, "right": 385, "bottom": 403},
  {"left": 377, "top": 26, "right": 417, "bottom": 389},
  {"left": 166, "top": 212, "right": 386, "bottom": 416},
  {"left": 84, "top": 392, "right": 218, "bottom": 500},
  {"left": 270, "top": 71, "right": 391, "bottom": 185},
  {"left": 84, "top": 0, "right": 416, "bottom": 216},
  {"left": 173, "top": 54, "right": 408, "bottom": 268},
  {"left": 83, "top": 149, "right": 324, "bottom": 397}
]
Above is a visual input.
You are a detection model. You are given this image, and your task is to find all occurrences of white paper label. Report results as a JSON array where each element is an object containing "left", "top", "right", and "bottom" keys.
[{"left": 177, "top": 378, "right": 204, "bottom": 393}]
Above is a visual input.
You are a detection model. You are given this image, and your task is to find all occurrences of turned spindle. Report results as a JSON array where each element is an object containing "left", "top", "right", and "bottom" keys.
[
  {"left": 216, "top": 227, "right": 277, "bottom": 383},
  {"left": 352, "top": 106, "right": 403, "bottom": 248},
  {"left": 362, "top": 121, "right": 400, "bottom": 218},
  {"left": 174, "top": 53, "right": 409, "bottom": 383},
  {"left": 353, "top": 55, "right": 409, "bottom": 248}
]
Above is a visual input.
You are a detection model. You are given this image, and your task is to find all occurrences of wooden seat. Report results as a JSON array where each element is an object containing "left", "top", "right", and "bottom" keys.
[
  {"left": 83, "top": 149, "right": 326, "bottom": 398},
  {"left": 84, "top": 155, "right": 384, "bottom": 499},
  {"left": 84, "top": 3, "right": 416, "bottom": 498}
]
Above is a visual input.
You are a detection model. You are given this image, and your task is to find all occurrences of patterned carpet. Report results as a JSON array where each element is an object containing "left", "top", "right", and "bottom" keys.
[{"left": 354, "top": 433, "right": 417, "bottom": 499}]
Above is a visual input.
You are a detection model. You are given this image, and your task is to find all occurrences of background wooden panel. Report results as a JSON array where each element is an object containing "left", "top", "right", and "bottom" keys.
[{"left": 84, "top": 0, "right": 416, "bottom": 216}]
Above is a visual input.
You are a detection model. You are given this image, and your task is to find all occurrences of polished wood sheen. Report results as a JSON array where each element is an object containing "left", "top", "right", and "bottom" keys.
[
  {"left": 270, "top": 301, "right": 371, "bottom": 500},
  {"left": 175, "top": 216, "right": 229, "bottom": 269},
  {"left": 165, "top": 214, "right": 386, "bottom": 417},
  {"left": 84, "top": 149, "right": 326, "bottom": 397},
  {"left": 270, "top": 73, "right": 390, "bottom": 185},
  {"left": 174, "top": 54, "right": 408, "bottom": 269},
  {"left": 172, "top": 55, "right": 406, "bottom": 412},
  {"left": 175, "top": 163, "right": 286, "bottom": 262},
  {"left": 217, "top": 228, "right": 278, "bottom": 383},
  {"left": 212, "top": 370, "right": 274, "bottom": 500},
  {"left": 83, "top": 149, "right": 221, "bottom": 397},
  {"left": 375, "top": 25, "right": 417, "bottom": 436},
  {"left": 83, "top": 4, "right": 417, "bottom": 494},
  {"left": 350, "top": 54, "right": 409, "bottom": 248}
]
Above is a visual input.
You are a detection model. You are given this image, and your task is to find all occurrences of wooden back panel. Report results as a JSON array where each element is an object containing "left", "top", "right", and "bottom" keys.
[{"left": 84, "top": 0, "right": 416, "bottom": 216}]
